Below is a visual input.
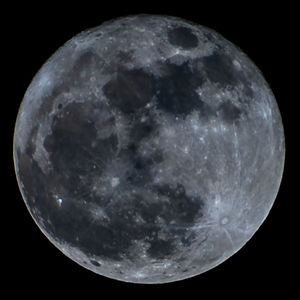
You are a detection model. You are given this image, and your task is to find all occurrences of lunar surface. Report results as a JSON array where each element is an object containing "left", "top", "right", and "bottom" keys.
[{"left": 14, "top": 15, "right": 285, "bottom": 283}]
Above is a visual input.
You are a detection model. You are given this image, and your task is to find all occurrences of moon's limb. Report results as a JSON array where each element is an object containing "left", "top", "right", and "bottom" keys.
[{"left": 13, "top": 15, "right": 285, "bottom": 284}]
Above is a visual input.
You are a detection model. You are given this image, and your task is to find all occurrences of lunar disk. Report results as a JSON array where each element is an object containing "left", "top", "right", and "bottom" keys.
[{"left": 14, "top": 15, "right": 285, "bottom": 283}]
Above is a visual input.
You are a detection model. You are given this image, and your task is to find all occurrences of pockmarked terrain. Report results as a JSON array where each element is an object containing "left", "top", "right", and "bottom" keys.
[{"left": 14, "top": 15, "right": 285, "bottom": 283}]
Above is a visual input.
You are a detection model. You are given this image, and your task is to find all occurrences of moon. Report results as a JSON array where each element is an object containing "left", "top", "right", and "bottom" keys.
[{"left": 13, "top": 15, "right": 285, "bottom": 283}]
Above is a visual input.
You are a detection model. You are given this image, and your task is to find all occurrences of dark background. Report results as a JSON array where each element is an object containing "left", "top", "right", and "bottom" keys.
[{"left": 5, "top": 2, "right": 295, "bottom": 297}]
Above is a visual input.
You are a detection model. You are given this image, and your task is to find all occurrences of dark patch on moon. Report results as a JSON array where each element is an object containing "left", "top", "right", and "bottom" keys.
[
  {"left": 103, "top": 68, "right": 154, "bottom": 114},
  {"left": 126, "top": 151, "right": 163, "bottom": 187},
  {"left": 102, "top": 56, "right": 248, "bottom": 122},
  {"left": 167, "top": 26, "right": 198, "bottom": 49},
  {"left": 117, "top": 50, "right": 134, "bottom": 64},
  {"left": 44, "top": 102, "right": 118, "bottom": 180},
  {"left": 201, "top": 51, "right": 253, "bottom": 98},
  {"left": 202, "top": 51, "right": 239, "bottom": 86},
  {"left": 117, "top": 110, "right": 163, "bottom": 187},
  {"left": 15, "top": 100, "right": 146, "bottom": 261},
  {"left": 17, "top": 159, "right": 131, "bottom": 262},
  {"left": 120, "top": 117, "right": 163, "bottom": 187},
  {"left": 61, "top": 209, "right": 132, "bottom": 261},
  {"left": 218, "top": 100, "right": 242, "bottom": 122},
  {"left": 155, "top": 61, "right": 205, "bottom": 118},
  {"left": 103, "top": 56, "right": 230, "bottom": 120},
  {"left": 18, "top": 154, "right": 46, "bottom": 209},
  {"left": 147, "top": 239, "right": 175, "bottom": 259},
  {"left": 154, "top": 183, "right": 204, "bottom": 224},
  {"left": 129, "top": 114, "right": 157, "bottom": 142},
  {"left": 125, "top": 157, "right": 152, "bottom": 186}
]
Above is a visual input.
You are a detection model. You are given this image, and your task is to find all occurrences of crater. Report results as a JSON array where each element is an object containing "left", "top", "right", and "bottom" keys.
[
  {"left": 90, "top": 260, "right": 101, "bottom": 267},
  {"left": 167, "top": 26, "right": 198, "bottom": 49},
  {"left": 220, "top": 216, "right": 229, "bottom": 225}
]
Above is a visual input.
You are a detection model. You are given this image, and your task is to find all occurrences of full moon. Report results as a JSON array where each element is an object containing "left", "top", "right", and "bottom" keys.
[{"left": 13, "top": 15, "right": 285, "bottom": 283}]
